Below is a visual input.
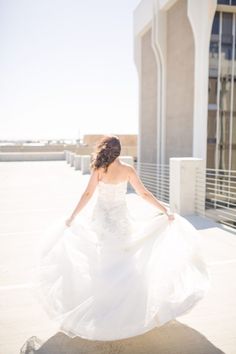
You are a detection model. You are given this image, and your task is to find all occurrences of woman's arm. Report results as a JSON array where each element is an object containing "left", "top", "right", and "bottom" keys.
[
  {"left": 65, "top": 168, "right": 99, "bottom": 226},
  {"left": 128, "top": 165, "right": 174, "bottom": 220}
]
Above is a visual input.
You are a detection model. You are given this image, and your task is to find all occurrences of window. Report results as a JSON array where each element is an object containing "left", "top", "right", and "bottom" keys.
[
  {"left": 218, "top": 0, "right": 236, "bottom": 4},
  {"left": 218, "top": 0, "right": 230, "bottom": 4},
  {"left": 207, "top": 11, "right": 236, "bottom": 171}
]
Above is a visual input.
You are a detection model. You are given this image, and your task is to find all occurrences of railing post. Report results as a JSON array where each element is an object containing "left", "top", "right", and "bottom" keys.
[{"left": 170, "top": 158, "right": 205, "bottom": 215}]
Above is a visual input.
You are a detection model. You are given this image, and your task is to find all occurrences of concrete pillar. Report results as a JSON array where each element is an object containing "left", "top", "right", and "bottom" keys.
[
  {"left": 187, "top": 0, "right": 217, "bottom": 160},
  {"left": 170, "top": 157, "right": 205, "bottom": 215},
  {"left": 165, "top": 0, "right": 194, "bottom": 161},
  {"left": 65, "top": 150, "right": 71, "bottom": 163},
  {"left": 81, "top": 155, "right": 91, "bottom": 175},
  {"left": 70, "top": 153, "right": 76, "bottom": 167},
  {"left": 74, "top": 155, "right": 81, "bottom": 170},
  {"left": 66, "top": 151, "right": 72, "bottom": 164}
]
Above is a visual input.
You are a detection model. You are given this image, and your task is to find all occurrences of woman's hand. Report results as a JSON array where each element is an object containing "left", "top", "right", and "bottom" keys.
[
  {"left": 166, "top": 213, "right": 175, "bottom": 222},
  {"left": 65, "top": 217, "right": 74, "bottom": 227}
]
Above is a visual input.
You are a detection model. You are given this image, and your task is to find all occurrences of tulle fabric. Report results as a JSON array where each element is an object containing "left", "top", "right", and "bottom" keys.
[{"left": 30, "top": 181, "right": 210, "bottom": 341}]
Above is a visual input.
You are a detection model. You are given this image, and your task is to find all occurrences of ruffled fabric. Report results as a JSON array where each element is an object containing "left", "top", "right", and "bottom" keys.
[{"left": 29, "top": 182, "right": 210, "bottom": 341}]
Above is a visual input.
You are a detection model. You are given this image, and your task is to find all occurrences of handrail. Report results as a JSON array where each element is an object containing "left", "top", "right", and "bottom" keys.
[{"left": 195, "top": 167, "right": 236, "bottom": 229}]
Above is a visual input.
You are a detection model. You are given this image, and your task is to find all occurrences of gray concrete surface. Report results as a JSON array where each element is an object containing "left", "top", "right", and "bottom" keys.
[{"left": 0, "top": 161, "right": 235, "bottom": 354}]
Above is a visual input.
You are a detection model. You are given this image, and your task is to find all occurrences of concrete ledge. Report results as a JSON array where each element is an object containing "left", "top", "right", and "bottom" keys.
[
  {"left": 119, "top": 156, "right": 134, "bottom": 166},
  {"left": 0, "top": 152, "right": 65, "bottom": 161}
]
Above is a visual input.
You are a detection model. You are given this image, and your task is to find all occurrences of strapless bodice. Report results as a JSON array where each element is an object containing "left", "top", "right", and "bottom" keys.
[
  {"left": 90, "top": 180, "right": 131, "bottom": 243},
  {"left": 96, "top": 180, "right": 128, "bottom": 204}
]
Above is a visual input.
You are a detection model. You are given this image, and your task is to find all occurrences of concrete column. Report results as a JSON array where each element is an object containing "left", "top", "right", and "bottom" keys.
[
  {"left": 67, "top": 151, "right": 72, "bottom": 164},
  {"left": 70, "top": 153, "right": 76, "bottom": 167},
  {"left": 170, "top": 157, "right": 205, "bottom": 215},
  {"left": 74, "top": 155, "right": 81, "bottom": 170},
  {"left": 65, "top": 150, "right": 72, "bottom": 163},
  {"left": 81, "top": 155, "right": 91, "bottom": 175},
  {"left": 187, "top": 0, "right": 217, "bottom": 160}
]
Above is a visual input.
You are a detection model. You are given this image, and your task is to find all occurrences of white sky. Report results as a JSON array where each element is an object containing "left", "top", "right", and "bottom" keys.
[{"left": 0, "top": 0, "right": 140, "bottom": 140}]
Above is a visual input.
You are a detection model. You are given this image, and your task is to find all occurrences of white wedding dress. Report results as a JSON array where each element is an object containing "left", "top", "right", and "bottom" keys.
[{"left": 31, "top": 180, "right": 210, "bottom": 341}]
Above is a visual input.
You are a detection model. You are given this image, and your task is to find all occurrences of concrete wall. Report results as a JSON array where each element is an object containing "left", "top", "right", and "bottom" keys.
[
  {"left": 0, "top": 144, "right": 75, "bottom": 153},
  {"left": 0, "top": 147, "right": 137, "bottom": 160},
  {"left": 0, "top": 143, "right": 137, "bottom": 159},
  {"left": 0, "top": 152, "right": 65, "bottom": 161},
  {"left": 134, "top": 0, "right": 218, "bottom": 165},
  {"left": 83, "top": 134, "right": 137, "bottom": 147},
  {"left": 140, "top": 28, "right": 158, "bottom": 164},
  {"left": 165, "top": 0, "right": 194, "bottom": 162}
]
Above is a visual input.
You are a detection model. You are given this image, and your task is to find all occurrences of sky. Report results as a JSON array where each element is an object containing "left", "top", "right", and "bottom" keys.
[{"left": 0, "top": 0, "right": 140, "bottom": 140}]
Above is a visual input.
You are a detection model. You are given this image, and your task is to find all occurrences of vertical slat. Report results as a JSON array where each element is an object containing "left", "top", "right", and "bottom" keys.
[{"left": 133, "top": 162, "right": 170, "bottom": 204}]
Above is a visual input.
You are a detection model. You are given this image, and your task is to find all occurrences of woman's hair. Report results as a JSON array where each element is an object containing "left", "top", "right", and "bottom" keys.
[{"left": 90, "top": 135, "right": 121, "bottom": 173}]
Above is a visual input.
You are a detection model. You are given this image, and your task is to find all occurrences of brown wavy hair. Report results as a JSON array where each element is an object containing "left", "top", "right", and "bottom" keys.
[{"left": 90, "top": 135, "right": 121, "bottom": 173}]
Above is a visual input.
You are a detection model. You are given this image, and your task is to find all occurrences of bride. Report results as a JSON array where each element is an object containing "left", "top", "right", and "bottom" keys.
[
  {"left": 32, "top": 135, "right": 210, "bottom": 341},
  {"left": 65, "top": 136, "right": 175, "bottom": 227}
]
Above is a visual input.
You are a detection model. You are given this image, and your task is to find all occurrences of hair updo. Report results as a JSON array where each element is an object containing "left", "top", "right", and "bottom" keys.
[{"left": 90, "top": 135, "right": 121, "bottom": 173}]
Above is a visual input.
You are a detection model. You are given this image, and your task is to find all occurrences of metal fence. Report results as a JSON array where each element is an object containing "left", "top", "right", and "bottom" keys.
[
  {"left": 135, "top": 162, "right": 236, "bottom": 230},
  {"left": 134, "top": 162, "right": 170, "bottom": 204},
  {"left": 195, "top": 168, "right": 236, "bottom": 229}
]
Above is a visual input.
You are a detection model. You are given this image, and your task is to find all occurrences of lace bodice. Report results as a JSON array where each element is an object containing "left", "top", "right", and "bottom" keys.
[
  {"left": 90, "top": 180, "right": 132, "bottom": 245},
  {"left": 97, "top": 180, "right": 128, "bottom": 203}
]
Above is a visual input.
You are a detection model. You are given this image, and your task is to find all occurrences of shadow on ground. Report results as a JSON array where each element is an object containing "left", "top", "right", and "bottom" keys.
[
  {"left": 184, "top": 215, "right": 222, "bottom": 231},
  {"left": 20, "top": 320, "right": 224, "bottom": 354}
]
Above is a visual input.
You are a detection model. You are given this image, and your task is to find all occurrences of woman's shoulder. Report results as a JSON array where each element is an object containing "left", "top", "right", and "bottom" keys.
[{"left": 119, "top": 162, "right": 136, "bottom": 181}]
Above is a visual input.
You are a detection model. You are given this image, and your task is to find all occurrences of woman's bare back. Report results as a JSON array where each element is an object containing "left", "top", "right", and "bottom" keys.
[{"left": 97, "top": 158, "right": 131, "bottom": 185}]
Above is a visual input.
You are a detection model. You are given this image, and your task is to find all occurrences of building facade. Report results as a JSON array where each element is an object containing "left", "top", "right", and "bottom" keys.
[{"left": 134, "top": 0, "right": 236, "bottom": 171}]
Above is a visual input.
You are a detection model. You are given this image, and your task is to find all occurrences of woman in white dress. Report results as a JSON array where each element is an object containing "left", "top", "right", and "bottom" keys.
[{"left": 32, "top": 135, "right": 210, "bottom": 341}]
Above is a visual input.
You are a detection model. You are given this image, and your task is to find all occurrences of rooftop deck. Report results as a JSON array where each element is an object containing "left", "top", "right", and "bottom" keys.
[{"left": 0, "top": 161, "right": 235, "bottom": 354}]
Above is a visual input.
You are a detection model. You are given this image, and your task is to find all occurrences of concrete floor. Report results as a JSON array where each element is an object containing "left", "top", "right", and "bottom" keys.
[{"left": 0, "top": 161, "right": 235, "bottom": 354}]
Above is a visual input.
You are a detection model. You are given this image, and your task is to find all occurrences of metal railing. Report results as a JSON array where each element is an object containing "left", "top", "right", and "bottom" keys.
[
  {"left": 195, "top": 168, "right": 236, "bottom": 229},
  {"left": 134, "top": 162, "right": 170, "bottom": 204},
  {"left": 133, "top": 161, "right": 236, "bottom": 229}
]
